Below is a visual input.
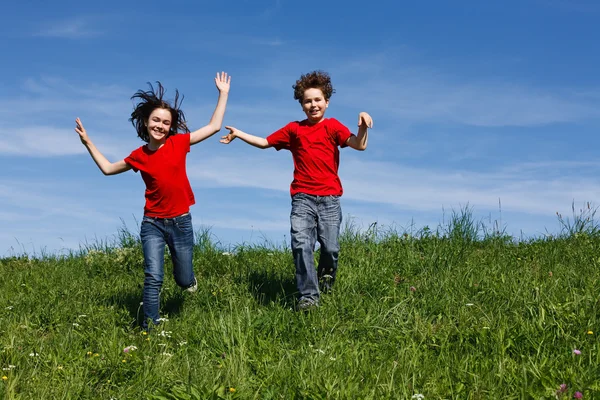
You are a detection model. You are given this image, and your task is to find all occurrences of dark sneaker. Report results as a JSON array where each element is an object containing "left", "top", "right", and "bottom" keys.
[
  {"left": 184, "top": 277, "right": 198, "bottom": 293},
  {"left": 319, "top": 274, "right": 334, "bottom": 294}
]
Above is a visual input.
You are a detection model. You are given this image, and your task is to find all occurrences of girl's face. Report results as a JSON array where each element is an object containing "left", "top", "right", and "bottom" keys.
[
  {"left": 146, "top": 108, "right": 172, "bottom": 144},
  {"left": 301, "top": 88, "right": 329, "bottom": 124}
]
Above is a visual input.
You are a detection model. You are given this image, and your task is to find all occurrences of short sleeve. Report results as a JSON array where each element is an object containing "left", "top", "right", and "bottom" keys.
[
  {"left": 327, "top": 118, "right": 353, "bottom": 148},
  {"left": 266, "top": 122, "right": 296, "bottom": 151},
  {"left": 172, "top": 133, "right": 191, "bottom": 153},
  {"left": 124, "top": 147, "right": 142, "bottom": 172}
]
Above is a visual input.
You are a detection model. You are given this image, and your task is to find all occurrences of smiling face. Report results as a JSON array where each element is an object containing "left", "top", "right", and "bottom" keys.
[
  {"left": 301, "top": 88, "right": 329, "bottom": 124},
  {"left": 146, "top": 108, "right": 173, "bottom": 145}
]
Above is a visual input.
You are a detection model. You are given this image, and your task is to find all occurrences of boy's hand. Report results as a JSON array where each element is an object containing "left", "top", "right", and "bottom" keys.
[
  {"left": 75, "top": 118, "right": 90, "bottom": 144},
  {"left": 220, "top": 126, "right": 238, "bottom": 144},
  {"left": 358, "top": 112, "right": 373, "bottom": 129},
  {"left": 215, "top": 71, "right": 231, "bottom": 94}
]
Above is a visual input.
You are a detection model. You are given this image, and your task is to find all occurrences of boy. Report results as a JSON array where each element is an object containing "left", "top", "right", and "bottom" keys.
[{"left": 221, "top": 70, "right": 372, "bottom": 309}]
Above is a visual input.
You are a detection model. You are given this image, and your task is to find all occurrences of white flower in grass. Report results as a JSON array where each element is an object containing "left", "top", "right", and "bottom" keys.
[
  {"left": 161, "top": 352, "right": 172, "bottom": 357},
  {"left": 158, "top": 343, "right": 167, "bottom": 347},
  {"left": 157, "top": 318, "right": 169, "bottom": 322},
  {"left": 78, "top": 314, "right": 87, "bottom": 318},
  {"left": 123, "top": 345, "right": 138, "bottom": 353},
  {"left": 72, "top": 323, "right": 80, "bottom": 327},
  {"left": 222, "top": 252, "right": 233, "bottom": 256},
  {"left": 158, "top": 331, "right": 172, "bottom": 338},
  {"left": 466, "top": 303, "right": 474, "bottom": 306},
  {"left": 29, "top": 352, "right": 38, "bottom": 357},
  {"left": 411, "top": 394, "right": 425, "bottom": 400},
  {"left": 5, "top": 306, "right": 13, "bottom": 310},
  {"left": 178, "top": 341, "right": 187, "bottom": 346},
  {"left": 2, "top": 365, "right": 16, "bottom": 371},
  {"left": 329, "top": 357, "right": 336, "bottom": 361}
]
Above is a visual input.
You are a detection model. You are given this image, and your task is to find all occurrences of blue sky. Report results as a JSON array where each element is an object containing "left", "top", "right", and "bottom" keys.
[{"left": 1, "top": 0, "right": 599, "bottom": 255}]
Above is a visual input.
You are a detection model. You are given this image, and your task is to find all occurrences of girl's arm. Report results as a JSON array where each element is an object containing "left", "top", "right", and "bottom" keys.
[
  {"left": 189, "top": 72, "right": 231, "bottom": 146},
  {"left": 220, "top": 126, "right": 270, "bottom": 149},
  {"left": 346, "top": 112, "right": 372, "bottom": 151},
  {"left": 75, "top": 118, "right": 131, "bottom": 176}
]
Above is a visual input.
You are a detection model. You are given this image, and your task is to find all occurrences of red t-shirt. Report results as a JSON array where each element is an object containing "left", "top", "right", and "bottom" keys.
[
  {"left": 266, "top": 118, "right": 353, "bottom": 196},
  {"left": 124, "top": 133, "right": 195, "bottom": 218}
]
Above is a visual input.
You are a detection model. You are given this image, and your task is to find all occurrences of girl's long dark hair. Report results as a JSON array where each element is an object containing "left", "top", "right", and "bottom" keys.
[{"left": 129, "top": 82, "right": 188, "bottom": 142}]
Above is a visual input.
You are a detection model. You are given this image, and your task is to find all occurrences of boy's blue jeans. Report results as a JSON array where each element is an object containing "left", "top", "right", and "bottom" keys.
[
  {"left": 140, "top": 212, "right": 195, "bottom": 329},
  {"left": 290, "top": 193, "right": 342, "bottom": 304}
]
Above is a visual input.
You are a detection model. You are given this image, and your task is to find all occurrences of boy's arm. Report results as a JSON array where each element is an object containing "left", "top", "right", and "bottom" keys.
[
  {"left": 75, "top": 118, "right": 131, "bottom": 176},
  {"left": 346, "top": 112, "right": 373, "bottom": 151},
  {"left": 220, "top": 126, "right": 270, "bottom": 149},
  {"left": 189, "top": 72, "right": 231, "bottom": 146}
]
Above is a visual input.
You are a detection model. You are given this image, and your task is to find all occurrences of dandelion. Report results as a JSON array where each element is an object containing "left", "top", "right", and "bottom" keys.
[
  {"left": 574, "top": 392, "right": 583, "bottom": 399},
  {"left": 57, "top": 366, "right": 63, "bottom": 370},
  {"left": 123, "top": 346, "right": 138, "bottom": 353},
  {"left": 229, "top": 387, "right": 236, "bottom": 393},
  {"left": 87, "top": 351, "right": 93, "bottom": 356},
  {"left": 573, "top": 349, "right": 581, "bottom": 355},
  {"left": 587, "top": 331, "right": 593, "bottom": 335},
  {"left": 409, "top": 286, "right": 417, "bottom": 292},
  {"left": 145, "top": 338, "right": 150, "bottom": 342},
  {"left": 2, "top": 376, "right": 7, "bottom": 381},
  {"left": 141, "top": 331, "right": 148, "bottom": 336},
  {"left": 122, "top": 359, "right": 126, "bottom": 363},
  {"left": 93, "top": 353, "right": 99, "bottom": 357}
]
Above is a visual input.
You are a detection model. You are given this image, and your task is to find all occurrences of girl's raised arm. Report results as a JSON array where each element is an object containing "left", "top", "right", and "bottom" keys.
[
  {"left": 189, "top": 72, "right": 231, "bottom": 146},
  {"left": 75, "top": 118, "right": 131, "bottom": 176}
]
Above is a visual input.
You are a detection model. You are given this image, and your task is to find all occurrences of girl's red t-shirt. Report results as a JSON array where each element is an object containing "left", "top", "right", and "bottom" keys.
[
  {"left": 266, "top": 118, "right": 353, "bottom": 196},
  {"left": 124, "top": 133, "right": 195, "bottom": 218}
]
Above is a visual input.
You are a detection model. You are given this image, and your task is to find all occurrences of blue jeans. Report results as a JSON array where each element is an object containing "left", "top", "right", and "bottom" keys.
[
  {"left": 290, "top": 193, "right": 342, "bottom": 304},
  {"left": 140, "top": 212, "right": 195, "bottom": 329}
]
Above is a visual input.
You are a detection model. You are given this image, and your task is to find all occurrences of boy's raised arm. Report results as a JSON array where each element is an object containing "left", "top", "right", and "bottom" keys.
[
  {"left": 75, "top": 118, "right": 131, "bottom": 176},
  {"left": 189, "top": 72, "right": 231, "bottom": 146},
  {"left": 346, "top": 112, "right": 373, "bottom": 151},
  {"left": 220, "top": 126, "right": 270, "bottom": 149}
]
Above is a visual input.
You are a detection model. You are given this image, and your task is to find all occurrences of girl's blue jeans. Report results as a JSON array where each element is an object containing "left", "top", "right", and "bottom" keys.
[{"left": 140, "top": 212, "right": 195, "bottom": 329}]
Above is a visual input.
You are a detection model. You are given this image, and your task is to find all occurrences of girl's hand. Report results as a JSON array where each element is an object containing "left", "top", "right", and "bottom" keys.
[
  {"left": 75, "top": 118, "right": 90, "bottom": 144},
  {"left": 220, "top": 126, "right": 238, "bottom": 144},
  {"left": 358, "top": 112, "right": 373, "bottom": 129},
  {"left": 215, "top": 71, "right": 231, "bottom": 94}
]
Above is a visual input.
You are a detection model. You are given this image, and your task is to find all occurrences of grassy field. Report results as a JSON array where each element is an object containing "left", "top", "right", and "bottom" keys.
[{"left": 1, "top": 210, "right": 599, "bottom": 399}]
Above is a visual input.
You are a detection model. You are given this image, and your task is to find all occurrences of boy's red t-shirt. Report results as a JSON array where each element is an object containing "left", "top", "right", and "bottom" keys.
[
  {"left": 266, "top": 118, "right": 353, "bottom": 196},
  {"left": 124, "top": 133, "right": 195, "bottom": 218}
]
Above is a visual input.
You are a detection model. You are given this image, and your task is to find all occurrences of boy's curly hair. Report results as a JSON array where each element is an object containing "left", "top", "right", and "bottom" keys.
[
  {"left": 293, "top": 70, "right": 335, "bottom": 103},
  {"left": 129, "top": 81, "right": 189, "bottom": 143}
]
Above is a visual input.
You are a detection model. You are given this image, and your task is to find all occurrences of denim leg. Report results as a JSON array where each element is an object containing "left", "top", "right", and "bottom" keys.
[
  {"left": 290, "top": 194, "right": 319, "bottom": 303},
  {"left": 140, "top": 218, "right": 166, "bottom": 328},
  {"left": 317, "top": 196, "right": 342, "bottom": 291},
  {"left": 167, "top": 213, "right": 195, "bottom": 288}
]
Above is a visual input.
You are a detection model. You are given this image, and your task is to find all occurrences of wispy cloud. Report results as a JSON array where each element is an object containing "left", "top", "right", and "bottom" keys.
[{"left": 34, "top": 17, "right": 103, "bottom": 39}]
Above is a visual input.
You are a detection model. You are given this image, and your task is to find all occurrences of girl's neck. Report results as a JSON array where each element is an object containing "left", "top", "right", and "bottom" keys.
[{"left": 147, "top": 138, "right": 166, "bottom": 151}]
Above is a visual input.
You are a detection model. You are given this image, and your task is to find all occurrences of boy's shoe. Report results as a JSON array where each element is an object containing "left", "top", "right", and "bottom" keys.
[
  {"left": 297, "top": 298, "right": 319, "bottom": 311},
  {"left": 184, "top": 277, "right": 198, "bottom": 293},
  {"left": 319, "top": 274, "right": 334, "bottom": 294}
]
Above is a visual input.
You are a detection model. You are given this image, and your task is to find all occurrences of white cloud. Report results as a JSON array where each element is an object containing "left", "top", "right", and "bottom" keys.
[{"left": 34, "top": 17, "right": 102, "bottom": 39}]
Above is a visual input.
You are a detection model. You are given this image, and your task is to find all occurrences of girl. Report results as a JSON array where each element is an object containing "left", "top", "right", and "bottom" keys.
[{"left": 75, "top": 72, "right": 231, "bottom": 329}]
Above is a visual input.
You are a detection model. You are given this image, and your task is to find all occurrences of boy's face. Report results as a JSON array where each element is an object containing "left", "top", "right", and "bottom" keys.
[{"left": 301, "top": 88, "right": 329, "bottom": 124}]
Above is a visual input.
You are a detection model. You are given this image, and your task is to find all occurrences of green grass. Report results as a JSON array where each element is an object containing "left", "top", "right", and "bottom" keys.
[{"left": 1, "top": 212, "right": 599, "bottom": 399}]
